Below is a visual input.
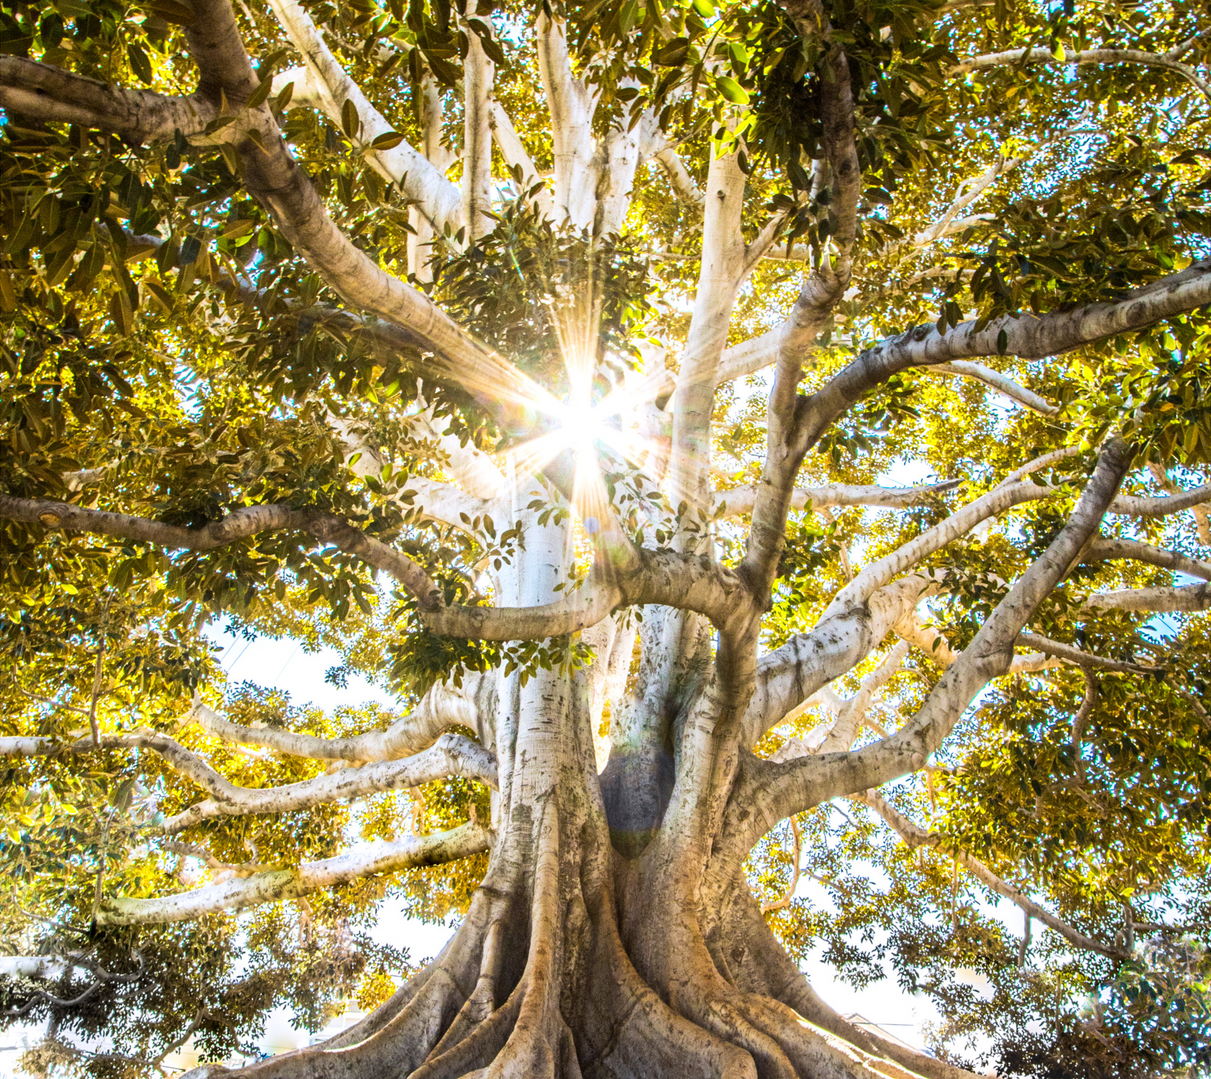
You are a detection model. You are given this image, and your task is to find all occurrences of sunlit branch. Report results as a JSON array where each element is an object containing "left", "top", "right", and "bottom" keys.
[
  {"left": 930, "top": 361, "right": 1058, "bottom": 415},
  {"left": 1084, "top": 583, "right": 1211, "bottom": 612},
  {"left": 96, "top": 823, "right": 491, "bottom": 924},
  {"left": 728, "top": 439, "right": 1131, "bottom": 845},
  {"left": 159, "top": 733, "right": 497, "bottom": 834},
  {"left": 1084, "top": 536, "right": 1211, "bottom": 581},
  {"left": 193, "top": 685, "right": 480, "bottom": 762},
  {"left": 267, "top": 0, "right": 464, "bottom": 233},
  {"left": 950, "top": 46, "right": 1211, "bottom": 104},
  {"left": 820, "top": 480, "right": 1059, "bottom": 621},
  {"left": 713, "top": 479, "right": 962, "bottom": 519}
]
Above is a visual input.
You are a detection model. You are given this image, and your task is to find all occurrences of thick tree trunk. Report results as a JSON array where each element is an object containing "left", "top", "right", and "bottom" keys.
[{"left": 184, "top": 654, "right": 935, "bottom": 1079}]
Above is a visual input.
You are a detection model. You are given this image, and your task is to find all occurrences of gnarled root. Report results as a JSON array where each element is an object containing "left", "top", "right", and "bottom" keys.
[{"left": 711, "top": 877, "right": 980, "bottom": 1079}]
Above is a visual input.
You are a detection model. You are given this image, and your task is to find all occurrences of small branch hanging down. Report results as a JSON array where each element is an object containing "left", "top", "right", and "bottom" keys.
[{"left": 855, "top": 790, "right": 1129, "bottom": 960}]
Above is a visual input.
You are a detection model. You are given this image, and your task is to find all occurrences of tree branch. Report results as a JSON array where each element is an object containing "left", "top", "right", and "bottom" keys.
[
  {"left": 96, "top": 823, "right": 491, "bottom": 924},
  {"left": 820, "top": 479, "right": 1058, "bottom": 621},
  {"left": 0, "top": 56, "right": 218, "bottom": 141},
  {"left": 192, "top": 683, "right": 479, "bottom": 761},
  {"left": 931, "top": 361, "right": 1058, "bottom": 415},
  {"left": 159, "top": 733, "right": 497, "bottom": 833},
  {"left": 1084, "top": 536, "right": 1211, "bottom": 580},
  {"left": 267, "top": 0, "right": 464, "bottom": 233},
  {"left": 950, "top": 46, "right": 1211, "bottom": 104},
  {"left": 731, "top": 439, "right": 1131, "bottom": 843},
  {"left": 713, "top": 478, "right": 962, "bottom": 519},
  {"left": 1084, "top": 582, "right": 1211, "bottom": 612},
  {"left": 856, "top": 790, "right": 1128, "bottom": 959}
]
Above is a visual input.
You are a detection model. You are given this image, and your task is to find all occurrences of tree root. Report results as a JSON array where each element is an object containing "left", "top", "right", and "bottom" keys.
[{"left": 714, "top": 880, "right": 981, "bottom": 1079}]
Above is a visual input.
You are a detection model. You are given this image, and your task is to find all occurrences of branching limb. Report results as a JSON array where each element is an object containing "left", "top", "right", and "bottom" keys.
[
  {"left": 821, "top": 480, "right": 1058, "bottom": 620},
  {"left": 742, "top": 1, "right": 861, "bottom": 601},
  {"left": 194, "top": 685, "right": 480, "bottom": 762},
  {"left": 158, "top": 733, "right": 497, "bottom": 834},
  {"left": 267, "top": 0, "right": 464, "bottom": 233},
  {"left": 646, "top": 138, "right": 705, "bottom": 207},
  {"left": 931, "top": 360, "right": 1058, "bottom": 415},
  {"left": 536, "top": 11, "right": 599, "bottom": 229},
  {"left": 713, "top": 478, "right": 962, "bottom": 518},
  {"left": 96, "top": 823, "right": 491, "bottom": 924},
  {"left": 855, "top": 790, "right": 1128, "bottom": 960},
  {"left": 730, "top": 439, "right": 1131, "bottom": 844},
  {"left": 1015, "top": 632, "right": 1152, "bottom": 674},
  {"left": 742, "top": 575, "right": 936, "bottom": 748}
]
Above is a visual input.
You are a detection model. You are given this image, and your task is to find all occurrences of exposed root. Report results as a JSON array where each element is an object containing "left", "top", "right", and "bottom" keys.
[
  {"left": 577, "top": 911, "right": 758, "bottom": 1079},
  {"left": 716, "top": 880, "right": 981, "bottom": 1079}
]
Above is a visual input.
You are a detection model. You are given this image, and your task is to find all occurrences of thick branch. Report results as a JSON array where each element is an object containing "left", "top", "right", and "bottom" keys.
[
  {"left": 1109, "top": 484, "right": 1211, "bottom": 517},
  {"left": 1084, "top": 536, "right": 1211, "bottom": 580},
  {"left": 0, "top": 56, "right": 217, "bottom": 140},
  {"left": 1085, "top": 582, "right": 1211, "bottom": 612},
  {"left": 733, "top": 439, "right": 1131, "bottom": 839},
  {"left": 159, "top": 733, "right": 497, "bottom": 834},
  {"left": 96, "top": 823, "right": 490, "bottom": 924},
  {"left": 268, "top": 0, "right": 463, "bottom": 232},
  {"left": 821, "top": 480, "right": 1057, "bottom": 620}
]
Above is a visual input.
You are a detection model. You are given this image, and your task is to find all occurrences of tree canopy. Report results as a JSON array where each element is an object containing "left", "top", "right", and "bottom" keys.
[{"left": 0, "top": 0, "right": 1210, "bottom": 1077}]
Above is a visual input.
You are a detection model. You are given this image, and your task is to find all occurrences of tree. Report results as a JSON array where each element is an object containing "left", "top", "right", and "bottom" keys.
[{"left": 1, "top": 0, "right": 1210, "bottom": 1074}]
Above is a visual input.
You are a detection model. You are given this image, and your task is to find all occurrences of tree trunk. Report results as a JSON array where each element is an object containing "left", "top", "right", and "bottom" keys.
[{"left": 184, "top": 525, "right": 950, "bottom": 1079}]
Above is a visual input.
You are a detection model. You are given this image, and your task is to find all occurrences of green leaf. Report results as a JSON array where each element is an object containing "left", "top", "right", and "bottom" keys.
[
  {"left": 341, "top": 98, "right": 361, "bottom": 140},
  {"left": 715, "top": 75, "right": 749, "bottom": 104},
  {"left": 369, "top": 131, "right": 406, "bottom": 151}
]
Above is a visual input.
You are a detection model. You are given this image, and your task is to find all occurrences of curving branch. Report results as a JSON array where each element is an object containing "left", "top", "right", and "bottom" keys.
[
  {"left": 158, "top": 733, "right": 497, "bottom": 834},
  {"left": 949, "top": 46, "right": 1211, "bottom": 104},
  {"left": 713, "top": 478, "right": 962, "bottom": 519},
  {"left": 855, "top": 790, "right": 1128, "bottom": 959},
  {"left": 1016, "top": 632, "right": 1153, "bottom": 674},
  {"left": 96, "top": 823, "right": 491, "bottom": 924},
  {"left": 741, "top": 575, "right": 936, "bottom": 748},
  {"left": 1084, "top": 536, "right": 1211, "bottom": 581},
  {"left": 820, "top": 479, "right": 1058, "bottom": 620},
  {"left": 193, "top": 685, "right": 479, "bottom": 762},
  {"left": 931, "top": 360, "right": 1058, "bottom": 415}
]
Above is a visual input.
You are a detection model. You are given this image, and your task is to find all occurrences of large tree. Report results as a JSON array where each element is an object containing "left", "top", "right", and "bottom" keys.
[{"left": 1, "top": 0, "right": 1210, "bottom": 1075}]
